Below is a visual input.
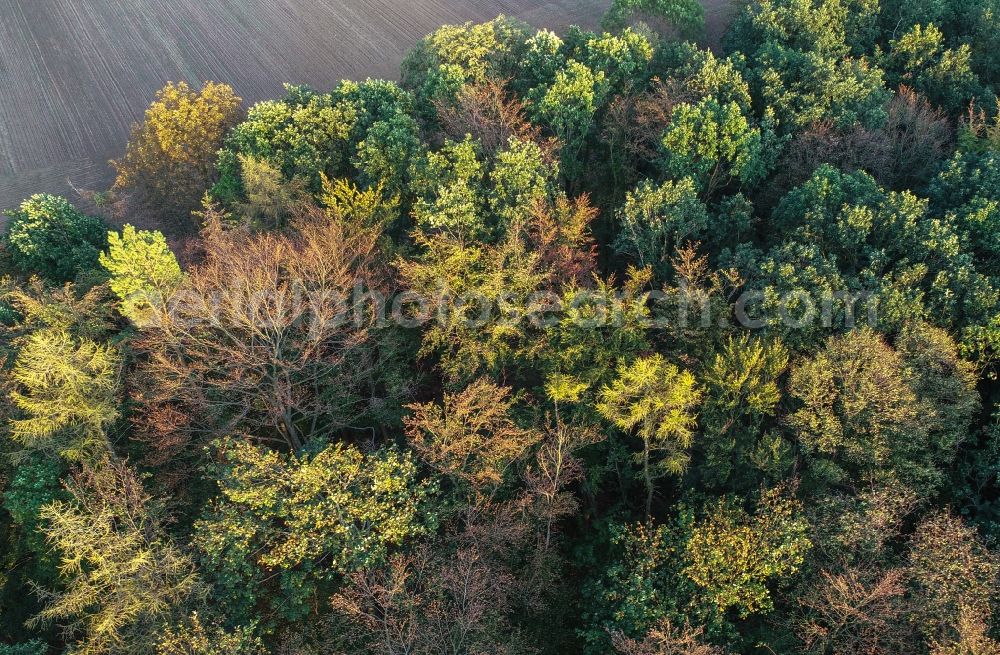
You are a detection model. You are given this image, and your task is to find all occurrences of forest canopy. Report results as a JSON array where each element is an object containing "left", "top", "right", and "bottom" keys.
[{"left": 2, "top": 0, "right": 1000, "bottom": 653}]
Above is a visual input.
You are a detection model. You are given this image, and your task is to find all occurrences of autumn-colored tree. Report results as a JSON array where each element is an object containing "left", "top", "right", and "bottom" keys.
[
  {"left": 321, "top": 176, "right": 400, "bottom": 232},
  {"left": 3, "top": 9, "right": 1000, "bottom": 654},
  {"left": 434, "top": 78, "right": 547, "bottom": 158},
  {"left": 524, "top": 418, "right": 603, "bottom": 550},
  {"left": 134, "top": 209, "right": 393, "bottom": 462},
  {"left": 541, "top": 268, "right": 653, "bottom": 415},
  {"left": 331, "top": 504, "right": 536, "bottom": 655},
  {"left": 405, "top": 378, "right": 541, "bottom": 493},
  {"left": 1, "top": 277, "right": 116, "bottom": 342},
  {"left": 232, "top": 155, "right": 313, "bottom": 230},
  {"left": 793, "top": 567, "right": 914, "bottom": 655},
  {"left": 525, "top": 192, "right": 598, "bottom": 287},
  {"left": 612, "top": 620, "right": 725, "bottom": 655},
  {"left": 397, "top": 222, "right": 548, "bottom": 384},
  {"left": 770, "top": 87, "right": 951, "bottom": 196},
  {"left": 112, "top": 81, "right": 242, "bottom": 223},
  {"left": 9, "top": 329, "right": 120, "bottom": 463},
  {"left": 908, "top": 511, "right": 1000, "bottom": 648},
  {"left": 30, "top": 462, "right": 204, "bottom": 655},
  {"left": 929, "top": 606, "right": 1000, "bottom": 655},
  {"left": 99, "top": 225, "right": 184, "bottom": 326},
  {"left": 597, "top": 354, "right": 701, "bottom": 517}
]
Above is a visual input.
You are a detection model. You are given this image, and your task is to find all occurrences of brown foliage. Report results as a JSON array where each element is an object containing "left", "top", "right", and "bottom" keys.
[
  {"left": 881, "top": 87, "right": 953, "bottom": 187},
  {"left": 794, "top": 567, "right": 914, "bottom": 655},
  {"left": 611, "top": 621, "right": 726, "bottom": 655},
  {"left": 523, "top": 419, "right": 603, "bottom": 551},
  {"left": 524, "top": 193, "right": 599, "bottom": 288},
  {"left": 435, "top": 79, "right": 555, "bottom": 160},
  {"left": 771, "top": 87, "right": 951, "bottom": 198},
  {"left": 609, "top": 78, "right": 691, "bottom": 162},
  {"left": 132, "top": 208, "right": 389, "bottom": 468},
  {"left": 909, "top": 511, "right": 1000, "bottom": 647},
  {"left": 602, "top": 77, "right": 692, "bottom": 190},
  {"left": 331, "top": 503, "right": 538, "bottom": 655},
  {"left": 404, "top": 378, "right": 542, "bottom": 491},
  {"left": 930, "top": 606, "right": 1000, "bottom": 655}
]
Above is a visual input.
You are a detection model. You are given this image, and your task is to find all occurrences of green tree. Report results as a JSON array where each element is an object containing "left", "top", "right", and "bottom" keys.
[
  {"left": 2, "top": 194, "right": 106, "bottom": 283},
  {"left": 157, "top": 613, "right": 265, "bottom": 655},
  {"left": 353, "top": 112, "right": 421, "bottom": 196},
  {"left": 753, "top": 44, "right": 890, "bottom": 131},
  {"left": 685, "top": 488, "right": 810, "bottom": 618},
  {"left": 401, "top": 16, "right": 531, "bottom": 93},
  {"left": 531, "top": 60, "right": 607, "bottom": 184},
  {"left": 0, "top": 642, "right": 47, "bottom": 655},
  {"left": 489, "top": 136, "right": 558, "bottom": 229},
  {"left": 232, "top": 155, "right": 312, "bottom": 230},
  {"left": 614, "top": 178, "right": 709, "bottom": 281},
  {"left": 194, "top": 441, "right": 432, "bottom": 623},
  {"left": 30, "top": 462, "right": 204, "bottom": 655},
  {"left": 724, "top": 0, "right": 879, "bottom": 59},
  {"left": 411, "top": 137, "right": 486, "bottom": 240},
  {"left": 0, "top": 453, "right": 68, "bottom": 636},
  {"left": 581, "top": 517, "right": 730, "bottom": 655},
  {"left": 602, "top": 0, "right": 705, "bottom": 39},
  {"left": 113, "top": 81, "right": 242, "bottom": 222},
  {"left": 701, "top": 335, "right": 790, "bottom": 490},
  {"left": 597, "top": 354, "right": 702, "bottom": 517},
  {"left": 580, "top": 29, "right": 655, "bottom": 91},
  {"left": 883, "top": 23, "right": 980, "bottom": 113},
  {"left": 10, "top": 329, "right": 120, "bottom": 463},
  {"left": 100, "top": 225, "right": 184, "bottom": 326},
  {"left": 788, "top": 327, "right": 977, "bottom": 494},
  {"left": 660, "top": 98, "right": 768, "bottom": 196},
  {"left": 213, "top": 85, "right": 355, "bottom": 202},
  {"left": 2, "top": 453, "right": 66, "bottom": 563}
]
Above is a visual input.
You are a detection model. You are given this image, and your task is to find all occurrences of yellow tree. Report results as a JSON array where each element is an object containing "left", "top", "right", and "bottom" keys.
[
  {"left": 597, "top": 354, "right": 702, "bottom": 517},
  {"left": 100, "top": 225, "right": 185, "bottom": 326},
  {"left": 684, "top": 487, "right": 810, "bottom": 618},
  {"left": 10, "top": 329, "right": 121, "bottom": 463},
  {"left": 30, "top": 462, "right": 203, "bottom": 655},
  {"left": 112, "top": 81, "right": 241, "bottom": 223}
]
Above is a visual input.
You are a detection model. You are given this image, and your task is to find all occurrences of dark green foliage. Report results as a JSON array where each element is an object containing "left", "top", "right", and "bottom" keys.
[
  {"left": 602, "top": 0, "right": 705, "bottom": 39},
  {"left": 0, "top": 642, "right": 47, "bottom": 655},
  {"left": 2, "top": 195, "right": 107, "bottom": 283}
]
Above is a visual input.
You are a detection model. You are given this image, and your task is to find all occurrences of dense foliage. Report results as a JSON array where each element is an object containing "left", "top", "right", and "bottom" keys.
[{"left": 2, "top": 1, "right": 1000, "bottom": 653}]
